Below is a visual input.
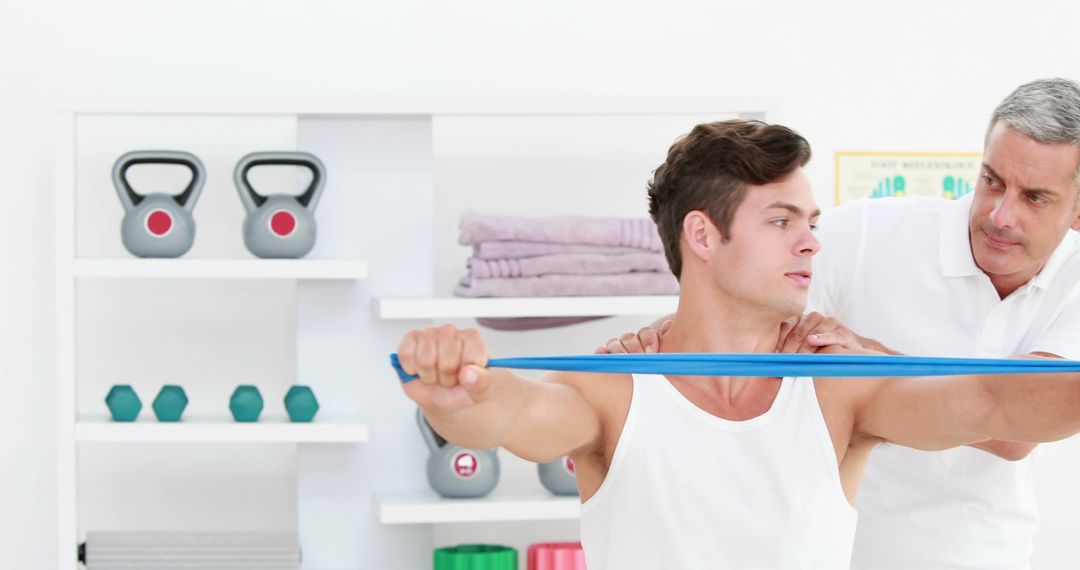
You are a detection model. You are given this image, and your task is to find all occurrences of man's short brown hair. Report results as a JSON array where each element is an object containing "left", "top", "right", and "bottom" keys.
[{"left": 647, "top": 120, "right": 811, "bottom": 279}]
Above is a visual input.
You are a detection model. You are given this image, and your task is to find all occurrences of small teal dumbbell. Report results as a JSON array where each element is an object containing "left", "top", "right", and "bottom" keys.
[
  {"left": 229, "top": 385, "right": 263, "bottom": 422},
  {"left": 284, "top": 385, "right": 319, "bottom": 422},
  {"left": 152, "top": 385, "right": 188, "bottom": 422},
  {"left": 105, "top": 385, "right": 142, "bottom": 422}
]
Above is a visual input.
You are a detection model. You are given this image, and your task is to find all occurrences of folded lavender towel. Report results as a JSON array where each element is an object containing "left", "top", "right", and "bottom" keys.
[
  {"left": 474, "top": 241, "right": 658, "bottom": 260},
  {"left": 459, "top": 212, "right": 663, "bottom": 251},
  {"left": 469, "top": 253, "right": 671, "bottom": 279},
  {"left": 476, "top": 316, "right": 609, "bottom": 331},
  {"left": 454, "top": 272, "right": 679, "bottom": 298}
]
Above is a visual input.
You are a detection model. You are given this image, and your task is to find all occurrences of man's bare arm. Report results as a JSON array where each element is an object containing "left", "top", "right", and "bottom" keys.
[
  {"left": 964, "top": 352, "right": 1068, "bottom": 460},
  {"left": 398, "top": 325, "right": 601, "bottom": 463},
  {"left": 968, "top": 440, "right": 1037, "bottom": 461},
  {"left": 854, "top": 352, "right": 1080, "bottom": 451}
]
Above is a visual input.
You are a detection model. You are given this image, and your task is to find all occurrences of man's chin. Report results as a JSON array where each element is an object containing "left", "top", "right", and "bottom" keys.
[{"left": 973, "top": 246, "right": 1026, "bottom": 277}]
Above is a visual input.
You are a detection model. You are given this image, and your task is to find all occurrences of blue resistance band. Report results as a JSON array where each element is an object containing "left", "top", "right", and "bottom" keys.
[{"left": 389, "top": 352, "right": 1080, "bottom": 384}]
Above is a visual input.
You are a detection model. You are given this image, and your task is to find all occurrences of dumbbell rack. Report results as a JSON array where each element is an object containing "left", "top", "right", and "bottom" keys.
[{"left": 55, "top": 97, "right": 773, "bottom": 569}]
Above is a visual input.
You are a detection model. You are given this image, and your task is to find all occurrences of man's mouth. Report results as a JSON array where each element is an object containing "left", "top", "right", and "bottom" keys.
[
  {"left": 785, "top": 270, "right": 812, "bottom": 286},
  {"left": 983, "top": 228, "right": 1020, "bottom": 251}
]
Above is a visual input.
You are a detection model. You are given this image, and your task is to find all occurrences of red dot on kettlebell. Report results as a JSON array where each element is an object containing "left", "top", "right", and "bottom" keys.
[
  {"left": 453, "top": 452, "right": 478, "bottom": 478},
  {"left": 146, "top": 210, "right": 173, "bottom": 236},
  {"left": 270, "top": 210, "right": 296, "bottom": 237}
]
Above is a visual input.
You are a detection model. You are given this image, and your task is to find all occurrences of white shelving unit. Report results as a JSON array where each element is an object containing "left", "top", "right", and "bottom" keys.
[
  {"left": 56, "top": 97, "right": 775, "bottom": 570},
  {"left": 73, "top": 259, "right": 368, "bottom": 280},
  {"left": 75, "top": 415, "right": 369, "bottom": 444},
  {"left": 378, "top": 491, "right": 581, "bottom": 525}
]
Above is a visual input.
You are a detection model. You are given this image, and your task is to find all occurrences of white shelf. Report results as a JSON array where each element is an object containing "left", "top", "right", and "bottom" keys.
[
  {"left": 76, "top": 414, "right": 369, "bottom": 443},
  {"left": 373, "top": 295, "right": 678, "bottom": 319},
  {"left": 73, "top": 259, "right": 368, "bottom": 280},
  {"left": 378, "top": 490, "right": 581, "bottom": 524}
]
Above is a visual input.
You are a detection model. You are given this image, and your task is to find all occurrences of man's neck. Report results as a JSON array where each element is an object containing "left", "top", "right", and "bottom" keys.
[
  {"left": 658, "top": 279, "right": 787, "bottom": 405},
  {"left": 988, "top": 269, "right": 1039, "bottom": 300},
  {"left": 662, "top": 281, "right": 784, "bottom": 355}
]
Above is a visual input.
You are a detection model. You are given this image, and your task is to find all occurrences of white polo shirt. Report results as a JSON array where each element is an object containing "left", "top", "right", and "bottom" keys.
[{"left": 808, "top": 192, "right": 1080, "bottom": 570}]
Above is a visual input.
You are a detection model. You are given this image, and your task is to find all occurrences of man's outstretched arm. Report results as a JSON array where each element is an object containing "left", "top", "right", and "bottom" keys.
[
  {"left": 852, "top": 352, "right": 1080, "bottom": 452},
  {"left": 397, "top": 324, "right": 601, "bottom": 463}
]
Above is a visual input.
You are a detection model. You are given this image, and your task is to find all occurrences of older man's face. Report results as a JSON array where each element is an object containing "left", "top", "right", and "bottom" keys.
[{"left": 969, "top": 122, "right": 1080, "bottom": 295}]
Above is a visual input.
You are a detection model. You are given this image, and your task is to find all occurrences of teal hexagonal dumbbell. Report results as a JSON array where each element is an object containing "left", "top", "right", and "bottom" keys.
[
  {"left": 105, "top": 385, "right": 142, "bottom": 422},
  {"left": 229, "top": 385, "right": 263, "bottom": 422},
  {"left": 152, "top": 385, "right": 188, "bottom": 422},
  {"left": 284, "top": 385, "right": 319, "bottom": 422}
]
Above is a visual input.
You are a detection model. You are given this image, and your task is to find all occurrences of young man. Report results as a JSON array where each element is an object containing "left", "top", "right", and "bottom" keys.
[
  {"left": 395, "top": 119, "right": 1080, "bottom": 569},
  {"left": 608, "top": 79, "right": 1080, "bottom": 569}
]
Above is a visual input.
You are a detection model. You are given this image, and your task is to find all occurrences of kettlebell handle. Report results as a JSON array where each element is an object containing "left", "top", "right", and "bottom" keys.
[
  {"left": 416, "top": 408, "right": 448, "bottom": 452},
  {"left": 112, "top": 150, "right": 206, "bottom": 213},
  {"left": 234, "top": 151, "right": 326, "bottom": 213}
]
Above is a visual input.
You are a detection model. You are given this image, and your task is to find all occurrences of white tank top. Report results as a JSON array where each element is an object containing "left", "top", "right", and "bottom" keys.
[{"left": 579, "top": 374, "right": 857, "bottom": 569}]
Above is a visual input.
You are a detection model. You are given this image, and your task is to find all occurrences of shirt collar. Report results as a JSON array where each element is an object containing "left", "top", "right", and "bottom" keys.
[
  {"left": 1030, "top": 228, "right": 1079, "bottom": 290},
  {"left": 938, "top": 191, "right": 1080, "bottom": 290}
]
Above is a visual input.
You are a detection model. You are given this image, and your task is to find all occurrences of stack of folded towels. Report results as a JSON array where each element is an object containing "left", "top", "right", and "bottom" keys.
[{"left": 455, "top": 212, "right": 678, "bottom": 299}]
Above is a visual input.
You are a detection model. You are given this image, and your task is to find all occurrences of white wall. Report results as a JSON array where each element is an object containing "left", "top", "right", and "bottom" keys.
[{"left": 4, "top": 1, "right": 1080, "bottom": 568}]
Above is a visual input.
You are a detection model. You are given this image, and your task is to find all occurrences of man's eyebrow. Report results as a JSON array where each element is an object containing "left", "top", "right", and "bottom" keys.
[
  {"left": 983, "top": 163, "right": 1057, "bottom": 195},
  {"left": 767, "top": 202, "right": 821, "bottom": 218}
]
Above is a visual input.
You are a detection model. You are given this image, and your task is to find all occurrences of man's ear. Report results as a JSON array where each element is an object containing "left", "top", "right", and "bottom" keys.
[{"left": 682, "top": 211, "right": 716, "bottom": 262}]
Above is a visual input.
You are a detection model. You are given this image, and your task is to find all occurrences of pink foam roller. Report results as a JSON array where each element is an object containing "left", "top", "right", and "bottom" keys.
[{"left": 527, "top": 542, "right": 586, "bottom": 570}]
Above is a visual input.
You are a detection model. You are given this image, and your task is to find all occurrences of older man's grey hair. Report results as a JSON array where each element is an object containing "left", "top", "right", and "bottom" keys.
[{"left": 989, "top": 77, "right": 1080, "bottom": 189}]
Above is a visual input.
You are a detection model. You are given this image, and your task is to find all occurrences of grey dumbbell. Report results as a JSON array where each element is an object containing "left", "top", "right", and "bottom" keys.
[
  {"left": 538, "top": 456, "right": 579, "bottom": 496},
  {"left": 417, "top": 408, "right": 499, "bottom": 498},
  {"left": 113, "top": 151, "right": 205, "bottom": 258},
  {"left": 234, "top": 151, "right": 325, "bottom": 259}
]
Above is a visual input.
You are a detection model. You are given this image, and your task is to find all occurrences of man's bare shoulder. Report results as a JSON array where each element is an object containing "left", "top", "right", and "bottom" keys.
[
  {"left": 814, "top": 346, "right": 893, "bottom": 394},
  {"left": 542, "top": 369, "right": 633, "bottom": 397},
  {"left": 541, "top": 370, "right": 633, "bottom": 419},
  {"left": 812, "top": 347, "right": 893, "bottom": 432},
  {"left": 542, "top": 369, "right": 634, "bottom": 469}
]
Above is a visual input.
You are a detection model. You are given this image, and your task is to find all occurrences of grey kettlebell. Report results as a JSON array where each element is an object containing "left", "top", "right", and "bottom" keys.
[
  {"left": 417, "top": 408, "right": 500, "bottom": 499},
  {"left": 113, "top": 151, "right": 205, "bottom": 258},
  {"left": 538, "top": 456, "right": 579, "bottom": 496},
  {"left": 234, "top": 151, "right": 325, "bottom": 259}
]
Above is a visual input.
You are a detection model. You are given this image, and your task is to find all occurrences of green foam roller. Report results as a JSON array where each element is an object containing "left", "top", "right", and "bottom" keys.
[
  {"left": 229, "top": 385, "right": 264, "bottom": 422},
  {"left": 152, "top": 385, "right": 188, "bottom": 422},
  {"left": 284, "top": 385, "right": 319, "bottom": 422},
  {"left": 433, "top": 544, "right": 517, "bottom": 570},
  {"left": 105, "top": 385, "right": 142, "bottom": 422}
]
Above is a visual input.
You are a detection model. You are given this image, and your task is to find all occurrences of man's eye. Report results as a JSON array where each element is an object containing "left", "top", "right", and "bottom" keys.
[{"left": 771, "top": 219, "right": 789, "bottom": 228}]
